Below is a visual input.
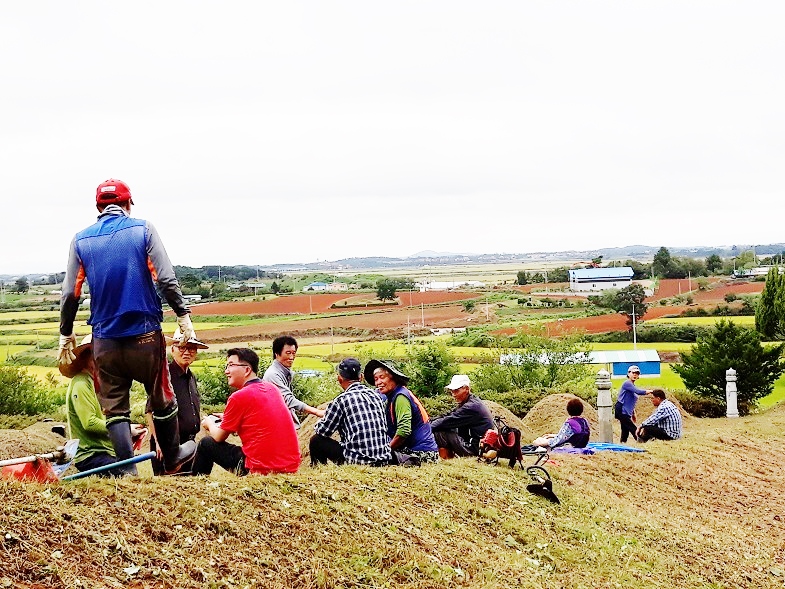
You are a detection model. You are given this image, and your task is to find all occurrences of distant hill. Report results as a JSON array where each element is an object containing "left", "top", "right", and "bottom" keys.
[
  {"left": 258, "top": 243, "right": 785, "bottom": 272},
  {"left": 10, "top": 243, "right": 785, "bottom": 277}
]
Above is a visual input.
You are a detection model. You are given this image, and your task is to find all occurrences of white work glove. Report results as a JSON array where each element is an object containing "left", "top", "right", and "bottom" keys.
[
  {"left": 58, "top": 334, "right": 77, "bottom": 365},
  {"left": 176, "top": 314, "right": 196, "bottom": 345}
]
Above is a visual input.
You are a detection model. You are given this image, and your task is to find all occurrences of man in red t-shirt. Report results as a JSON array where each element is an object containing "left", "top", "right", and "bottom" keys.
[{"left": 192, "top": 348, "right": 300, "bottom": 475}]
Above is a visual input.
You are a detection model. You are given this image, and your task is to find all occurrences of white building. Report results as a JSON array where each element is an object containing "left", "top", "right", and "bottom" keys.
[
  {"left": 418, "top": 280, "right": 485, "bottom": 291},
  {"left": 569, "top": 267, "right": 634, "bottom": 292}
]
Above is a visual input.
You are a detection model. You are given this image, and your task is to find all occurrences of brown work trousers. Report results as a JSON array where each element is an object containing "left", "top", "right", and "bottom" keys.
[{"left": 92, "top": 330, "right": 176, "bottom": 426}]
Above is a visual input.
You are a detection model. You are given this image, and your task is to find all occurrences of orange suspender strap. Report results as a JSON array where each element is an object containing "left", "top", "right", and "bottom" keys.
[{"left": 147, "top": 256, "right": 158, "bottom": 281}]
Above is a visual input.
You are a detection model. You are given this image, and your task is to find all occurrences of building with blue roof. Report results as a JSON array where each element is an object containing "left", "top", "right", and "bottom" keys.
[{"left": 569, "top": 267, "right": 634, "bottom": 292}]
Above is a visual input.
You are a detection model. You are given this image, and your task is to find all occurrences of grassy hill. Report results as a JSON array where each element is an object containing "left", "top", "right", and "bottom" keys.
[{"left": 2, "top": 405, "right": 785, "bottom": 589}]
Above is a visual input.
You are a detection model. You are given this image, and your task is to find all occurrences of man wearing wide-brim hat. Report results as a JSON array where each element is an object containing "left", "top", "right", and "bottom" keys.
[
  {"left": 63, "top": 334, "right": 147, "bottom": 476},
  {"left": 148, "top": 329, "right": 209, "bottom": 475}
]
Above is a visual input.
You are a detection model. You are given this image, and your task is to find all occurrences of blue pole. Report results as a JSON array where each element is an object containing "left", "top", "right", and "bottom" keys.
[{"left": 62, "top": 452, "right": 156, "bottom": 481}]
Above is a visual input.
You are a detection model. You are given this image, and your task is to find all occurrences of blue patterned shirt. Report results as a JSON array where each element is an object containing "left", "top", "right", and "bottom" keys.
[
  {"left": 641, "top": 399, "right": 683, "bottom": 439},
  {"left": 314, "top": 382, "right": 392, "bottom": 465}
]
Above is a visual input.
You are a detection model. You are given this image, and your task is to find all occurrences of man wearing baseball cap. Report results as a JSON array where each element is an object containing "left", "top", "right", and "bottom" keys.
[
  {"left": 58, "top": 178, "right": 198, "bottom": 475},
  {"left": 309, "top": 358, "right": 391, "bottom": 466},
  {"left": 615, "top": 365, "right": 652, "bottom": 443},
  {"left": 430, "top": 374, "right": 495, "bottom": 459}
]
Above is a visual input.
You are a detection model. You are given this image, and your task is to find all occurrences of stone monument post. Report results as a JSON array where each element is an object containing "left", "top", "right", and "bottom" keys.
[
  {"left": 726, "top": 368, "right": 739, "bottom": 418},
  {"left": 596, "top": 369, "right": 613, "bottom": 442}
]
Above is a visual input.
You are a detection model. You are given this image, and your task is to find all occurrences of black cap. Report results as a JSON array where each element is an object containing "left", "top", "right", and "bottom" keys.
[{"left": 337, "top": 358, "right": 362, "bottom": 381}]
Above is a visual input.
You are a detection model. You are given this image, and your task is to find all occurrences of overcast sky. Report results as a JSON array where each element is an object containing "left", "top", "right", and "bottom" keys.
[{"left": 1, "top": 1, "right": 783, "bottom": 275}]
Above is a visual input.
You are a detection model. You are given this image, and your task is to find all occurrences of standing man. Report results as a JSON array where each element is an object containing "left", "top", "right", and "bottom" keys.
[
  {"left": 149, "top": 328, "right": 208, "bottom": 475},
  {"left": 430, "top": 375, "right": 495, "bottom": 459},
  {"left": 263, "top": 335, "right": 324, "bottom": 428},
  {"left": 309, "top": 358, "right": 391, "bottom": 466},
  {"left": 59, "top": 178, "right": 197, "bottom": 475},
  {"left": 615, "top": 365, "right": 652, "bottom": 443},
  {"left": 193, "top": 348, "right": 301, "bottom": 476},
  {"left": 636, "top": 389, "right": 683, "bottom": 442}
]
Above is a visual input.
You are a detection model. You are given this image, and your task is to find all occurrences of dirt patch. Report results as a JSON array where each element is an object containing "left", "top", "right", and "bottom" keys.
[
  {"left": 520, "top": 393, "right": 599, "bottom": 440},
  {"left": 0, "top": 422, "right": 66, "bottom": 461}
]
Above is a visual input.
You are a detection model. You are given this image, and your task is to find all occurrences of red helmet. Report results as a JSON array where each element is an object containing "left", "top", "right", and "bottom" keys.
[{"left": 96, "top": 179, "right": 134, "bottom": 205}]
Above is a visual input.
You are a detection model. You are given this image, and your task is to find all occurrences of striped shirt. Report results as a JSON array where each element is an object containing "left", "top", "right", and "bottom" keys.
[
  {"left": 641, "top": 399, "right": 683, "bottom": 440},
  {"left": 314, "top": 382, "right": 392, "bottom": 465}
]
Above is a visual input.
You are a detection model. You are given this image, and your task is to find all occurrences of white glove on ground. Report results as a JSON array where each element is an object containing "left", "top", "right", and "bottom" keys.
[
  {"left": 58, "top": 334, "right": 77, "bottom": 365},
  {"left": 176, "top": 314, "right": 196, "bottom": 345}
]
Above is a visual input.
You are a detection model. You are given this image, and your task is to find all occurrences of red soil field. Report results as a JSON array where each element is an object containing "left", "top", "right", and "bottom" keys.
[
  {"left": 693, "top": 280, "right": 763, "bottom": 302},
  {"left": 188, "top": 291, "right": 481, "bottom": 317},
  {"left": 395, "top": 291, "right": 480, "bottom": 306},
  {"left": 648, "top": 278, "right": 696, "bottom": 300},
  {"left": 648, "top": 277, "right": 761, "bottom": 303},
  {"left": 200, "top": 304, "right": 474, "bottom": 343},
  {"left": 542, "top": 305, "right": 688, "bottom": 335},
  {"left": 189, "top": 294, "right": 350, "bottom": 315}
]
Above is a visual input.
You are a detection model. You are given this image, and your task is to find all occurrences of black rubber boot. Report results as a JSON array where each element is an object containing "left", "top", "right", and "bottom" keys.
[
  {"left": 154, "top": 416, "right": 196, "bottom": 474},
  {"left": 106, "top": 421, "right": 138, "bottom": 476}
]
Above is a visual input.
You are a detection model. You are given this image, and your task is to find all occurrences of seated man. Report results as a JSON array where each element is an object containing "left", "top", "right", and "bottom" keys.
[
  {"left": 533, "top": 398, "right": 591, "bottom": 449},
  {"left": 62, "top": 335, "right": 146, "bottom": 476},
  {"left": 263, "top": 335, "right": 325, "bottom": 429},
  {"left": 309, "top": 358, "right": 391, "bottom": 467},
  {"left": 148, "top": 328, "right": 208, "bottom": 475},
  {"left": 192, "top": 348, "right": 300, "bottom": 476},
  {"left": 636, "top": 389, "right": 682, "bottom": 442},
  {"left": 430, "top": 374, "right": 495, "bottom": 459}
]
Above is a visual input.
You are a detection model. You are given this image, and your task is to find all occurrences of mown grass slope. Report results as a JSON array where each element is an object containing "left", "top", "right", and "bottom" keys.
[{"left": 2, "top": 405, "right": 785, "bottom": 589}]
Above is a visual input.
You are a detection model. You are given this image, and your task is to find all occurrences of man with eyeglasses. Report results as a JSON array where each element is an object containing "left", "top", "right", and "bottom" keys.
[{"left": 192, "top": 348, "right": 300, "bottom": 475}]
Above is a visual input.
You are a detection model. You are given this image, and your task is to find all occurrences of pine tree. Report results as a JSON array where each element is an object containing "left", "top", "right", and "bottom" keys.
[
  {"left": 673, "top": 319, "right": 785, "bottom": 415},
  {"left": 755, "top": 267, "right": 780, "bottom": 339}
]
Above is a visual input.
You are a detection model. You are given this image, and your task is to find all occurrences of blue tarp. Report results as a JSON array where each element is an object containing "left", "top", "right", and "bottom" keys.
[{"left": 551, "top": 442, "right": 647, "bottom": 455}]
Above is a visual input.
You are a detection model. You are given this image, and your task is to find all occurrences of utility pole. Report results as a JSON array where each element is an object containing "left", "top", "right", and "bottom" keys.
[{"left": 632, "top": 304, "right": 638, "bottom": 350}]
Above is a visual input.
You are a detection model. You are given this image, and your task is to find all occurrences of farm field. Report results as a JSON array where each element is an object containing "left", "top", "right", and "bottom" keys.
[
  {"left": 647, "top": 277, "right": 763, "bottom": 303},
  {"left": 187, "top": 290, "right": 480, "bottom": 317},
  {"left": 647, "top": 316, "right": 756, "bottom": 327}
]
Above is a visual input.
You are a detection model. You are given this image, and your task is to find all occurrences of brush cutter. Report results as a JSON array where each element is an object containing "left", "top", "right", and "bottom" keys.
[{"left": 0, "top": 439, "right": 80, "bottom": 482}]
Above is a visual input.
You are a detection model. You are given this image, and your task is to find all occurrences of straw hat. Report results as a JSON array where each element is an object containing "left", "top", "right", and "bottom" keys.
[
  {"left": 166, "top": 328, "right": 209, "bottom": 349},
  {"left": 58, "top": 334, "right": 93, "bottom": 379}
]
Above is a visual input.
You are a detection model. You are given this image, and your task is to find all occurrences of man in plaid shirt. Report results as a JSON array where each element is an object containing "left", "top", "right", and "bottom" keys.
[
  {"left": 637, "top": 389, "right": 683, "bottom": 442},
  {"left": 310, "top": 358, "right": 392, "bottom": 466}
]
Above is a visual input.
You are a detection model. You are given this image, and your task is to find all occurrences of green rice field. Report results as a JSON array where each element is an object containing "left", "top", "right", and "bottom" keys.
[{"left": 647, "top": 316, "right": 756, "bottom": 327}]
